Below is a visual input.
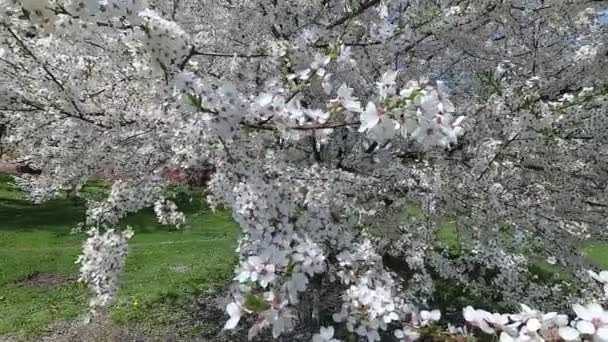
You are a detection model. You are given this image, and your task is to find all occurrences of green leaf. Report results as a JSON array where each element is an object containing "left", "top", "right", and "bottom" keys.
[
  {"left": 187, "top": 93, "right": 204, "bottom": 112},
  {"left": 243, "top": 293, "right": 271, "bottom": 312},
  {"left": 285, "top": 259, "right": 296, "bottom": 275}
]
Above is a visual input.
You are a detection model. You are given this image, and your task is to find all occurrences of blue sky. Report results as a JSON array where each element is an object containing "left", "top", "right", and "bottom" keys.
[{"left": 600, "top": 10, "right": 608, "bottom": 25}]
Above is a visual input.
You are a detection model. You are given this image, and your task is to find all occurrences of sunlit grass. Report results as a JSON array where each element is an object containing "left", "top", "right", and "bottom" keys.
[{"left": 0, "top": 176, "right": 239, "bottom": 336}]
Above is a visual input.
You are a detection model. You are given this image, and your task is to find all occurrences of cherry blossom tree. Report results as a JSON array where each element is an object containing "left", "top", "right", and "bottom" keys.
[{"left": 1, "top": 0, "right": 608, "bottom": 340}]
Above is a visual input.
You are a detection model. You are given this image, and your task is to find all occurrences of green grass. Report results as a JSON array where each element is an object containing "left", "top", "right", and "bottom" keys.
[
  {"left": 583, "top": 241, "right": 608, "bottom": 269},
  {"left": 435, "top": 219, "right": 608, "bottom": 269},
  {"left": 0, "top": 175, "right": 239, "bottom": 336}
]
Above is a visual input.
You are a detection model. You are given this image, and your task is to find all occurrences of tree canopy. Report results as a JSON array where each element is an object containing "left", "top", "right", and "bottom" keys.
[{"left": 2, "top": 0, "right": 608, "bottom": 341}]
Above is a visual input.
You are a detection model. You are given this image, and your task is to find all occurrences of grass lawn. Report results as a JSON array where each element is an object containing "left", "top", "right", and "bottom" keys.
[{"left": 0, "top": 174, "right": 239, "bottom": 337}]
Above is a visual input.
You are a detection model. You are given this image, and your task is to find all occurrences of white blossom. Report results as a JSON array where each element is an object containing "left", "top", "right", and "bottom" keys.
[
  {"left": 572, "top": 303, "right": 608, "bottom": 340},
  {"left": 588, "top": 270, "right": 608, "bottom": 296},
  {"left": 76, "top": 227, "right": 134, "bottom": 311},
  {"left": 313, "top": 326, "right": 340, "bottom": 342},
  {"left": 463, "top": 306, "right": 495, "bottom": 334},
  {"left": 224, "top": 302, "right": 243, "bottom": 330},
  {"left": 335, "top": 84, "right": 362, "bottom": 113}
]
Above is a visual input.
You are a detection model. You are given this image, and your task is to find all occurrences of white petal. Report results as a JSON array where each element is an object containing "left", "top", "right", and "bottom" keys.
[
  {"left": 420, "top": 91, "right": 440, "bottom": 115},
  {"left": 510, "top": 314, "right": 524, "bottom": 322},
  {"left": 437, "top": 102, "right": 445, "bottom": 114},
  {"left": 543, "top": 312, "right": 557, "bottom": 321},
  {"left": 343, "top": 99, "right": 362, "bottom": 112},
  {"left": 248, "top": 324, "right": 261, "bottom": 340},
  {"left": 599, "top": 271, "right": 608, "bottom": 282},
  {"left": 478, "top": 309, "right": 494, "bottom": 322},
  {"left": 500, "top": 331, "right": 515, "bottom": 342},
  {"left": 559, "top": 326, "right": 580, "bottom": 341},
  {"left": 226, "top": 303, "right": 240, "bottom": 317},
  {"left": 479, "top": 321, "right": 496, "bottom": 334},
  {"left": 596, "top": 327, "right": 608, "bottom": 341},
  {"left": 452, "top": 115, "right": 467, "bottom": 128},
  {"left": 358, "top": 102, "right": 380, "bottom": 132},
  {"left": 527, "top": 318, "right": 541, "bottom": 332},
  {"left": 321, "top": 55, "right": 331, "bottom": 66},
  {"left": 321, "top": 326, "right": 334, "bottom": 338},
  {"left": 589, "top": 270, "right": 602, "bottom": 282},
  {"left": 588, "top": 303, "right": 604, "bottom": 317},
  {"left": 257, "top": 93, "right": 273, "bottom": 107},
  {"left": 453, "top": 126, "right": 465, "bottom": 138},
  {"left": 322, "top": 73, "right": 333, "bottom": 94},
  {"left": 298, "top": 69, "right": 311, "bottom": 80},
  {"left": 394, "top": 329, "right": 405, "bottom": 338},
  {"left": 332, "top": 313, "right": 344, "bottom": 322},
  {"left": 380, "top": 70, "right": 398, "bottom": 85},
  {"left": 248, "top": 255, "right": 263, "bottom": 266},
  {"left": 555, "top": 314, "right": 570, "bottom": 327},
  {"left": 492, "top": 313, "right": 509, "bottom": 325},
  {"left": 505, "top": 322, "right": 521, "bottom": 335},
  {"left": 573, "top": 304, "right": 593, "bottom": 321},
  {"left": 430, "top": 309, "right": 441, "bottom": 321},
  {"left": 463, "top": 306, "right": 476, "bottom": 322},
  {"left": 235, "top": 271, "right": 250, "bottom": 282},
  {"left": 224, "top": 316, "right": 240, "bottom": 330},
  {"left": 387, "top": 311, "right": 399, "bottom": 322},
  {"left": 355, "top": 325, "right": 367, "bottom": 336},
  {"left": 520, "top": 303, "right": 533, "bottom": 313},
  {"left": 576, "top": 320, "right": 596, "bottom": 335}
]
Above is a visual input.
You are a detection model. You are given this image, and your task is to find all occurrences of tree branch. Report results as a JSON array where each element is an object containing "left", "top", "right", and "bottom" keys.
[
  {"left": 477, "top": 133, "right": 520, "bottom": 181},
  {"left": 0, "top": 163, "right": 41, "bottom": 175},
  {"left": 327, "top": 0, "right": 381, "bottom": 29},
  {"left": 192, "top": 50, "right": 269, "bottom": 59},
  {"left": 243, "top": 120, "right": 360, "bottom": 131}
]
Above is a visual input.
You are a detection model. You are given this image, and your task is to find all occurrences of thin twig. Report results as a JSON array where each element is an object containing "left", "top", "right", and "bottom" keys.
[{"left": 477, "top": 132, "right": 520, "bottom": 181}]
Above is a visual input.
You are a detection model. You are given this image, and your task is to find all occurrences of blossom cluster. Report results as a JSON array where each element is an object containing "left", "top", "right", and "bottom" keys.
[
  {"left": 86, "top": 177, "right": 163, "bottom": 226},
  {"left": 153, "top": 197, "right": 186, "bottom": 227},
  {"left": 446, "top": 303, "right": 608, "bottom": 342},
  {"left": 307, "top": 300, "right": 608, "bottom": 342},
  {"left": 357, "top": 75, "right": 466, "bottom": 148},
  {"left": 76, "top": 227, "right": 134, "bottom": 311}
]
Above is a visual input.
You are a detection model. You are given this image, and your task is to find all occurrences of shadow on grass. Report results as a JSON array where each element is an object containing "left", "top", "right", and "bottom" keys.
[
  {"left": 0, "top": 175, "right": 214, "bottom": 237},
  {"left": 0, "top": 198, "right": 86, "bottom": 233}
]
